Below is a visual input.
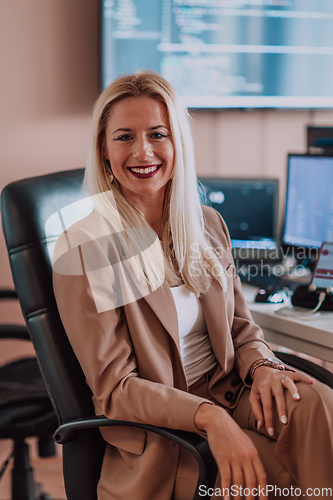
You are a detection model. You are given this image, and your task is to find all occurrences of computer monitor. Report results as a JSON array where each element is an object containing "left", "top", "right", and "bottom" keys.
[
  {"left": 282, "top": 154, "right": 333, "bottom": 257},
  {"left": 198, "top": 177, "right": 280, "bottom": 262}
]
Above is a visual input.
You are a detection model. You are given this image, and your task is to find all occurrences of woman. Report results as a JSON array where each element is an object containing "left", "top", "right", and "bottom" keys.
[{"left": 53, "top": 71, "right": 333, "bottom": 499}]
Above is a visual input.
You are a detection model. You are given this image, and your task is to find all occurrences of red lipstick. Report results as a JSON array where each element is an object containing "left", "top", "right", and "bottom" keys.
[{"left": 127, "top": 164, "right": 161, "bottom": 179}]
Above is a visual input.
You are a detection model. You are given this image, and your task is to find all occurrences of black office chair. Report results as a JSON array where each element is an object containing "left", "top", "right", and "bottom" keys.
[
  {"left": 1, "top": 169, "right": 333, "bottom": 500},
  {"left": 0, "top": 289, "right": 57, "bottom": 500},
  {"left": 1, "top": 169, "right": 219, "bottom": 500}
]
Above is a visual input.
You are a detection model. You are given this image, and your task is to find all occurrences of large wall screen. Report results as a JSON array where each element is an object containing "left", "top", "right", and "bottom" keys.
[{"left": 102, "top": 0, "right": 333, "bottom": 109}]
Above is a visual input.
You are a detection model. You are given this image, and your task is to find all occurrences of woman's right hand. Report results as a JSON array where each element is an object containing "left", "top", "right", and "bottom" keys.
[{"left": 194, "top": 403, "right": 266, "bottom": 500}]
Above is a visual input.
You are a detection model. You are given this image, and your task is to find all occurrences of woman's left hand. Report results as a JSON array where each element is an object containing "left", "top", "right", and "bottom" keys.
[{"left": 249, "top": 366, "right": 314, "bottom": 437}]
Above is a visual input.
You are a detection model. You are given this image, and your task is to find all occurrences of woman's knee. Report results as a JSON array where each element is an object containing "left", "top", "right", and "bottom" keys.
[{"left": 286, "top": 379, "right": 333, "bottom": 426}]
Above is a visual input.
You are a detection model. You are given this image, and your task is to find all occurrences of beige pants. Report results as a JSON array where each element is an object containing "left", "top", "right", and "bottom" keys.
[{"left": 174, "top": 374, "right": 333, "bottom": 499}]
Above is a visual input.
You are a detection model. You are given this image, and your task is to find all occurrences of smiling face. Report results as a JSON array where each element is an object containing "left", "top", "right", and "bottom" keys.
[{"left": 103, "top": 96, "right": 175, "bottom": 209}]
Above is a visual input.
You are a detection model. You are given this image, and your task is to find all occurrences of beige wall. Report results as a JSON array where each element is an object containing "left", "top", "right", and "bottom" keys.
[
  {"left": 0, "top": 0, "right": 100, "bottom": 361},
  {"left": 1, "top": 0, "right": 333, "bottom": 336}
]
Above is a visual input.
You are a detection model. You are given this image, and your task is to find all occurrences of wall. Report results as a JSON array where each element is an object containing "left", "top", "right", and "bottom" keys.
[
  {"left": 0, "top": 0, "right": 100, "bottom": 363},
  {"left": 192, "top": 108, "right": 333, "bottom": 207},
  {"left": 0, "top": 1, "right": 333, "bottom": 346}
]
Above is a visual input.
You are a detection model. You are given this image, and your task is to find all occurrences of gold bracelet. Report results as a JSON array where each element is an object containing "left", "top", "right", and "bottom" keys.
[{"left": 250, "top": 358, "right": 286, "bottom": 379}]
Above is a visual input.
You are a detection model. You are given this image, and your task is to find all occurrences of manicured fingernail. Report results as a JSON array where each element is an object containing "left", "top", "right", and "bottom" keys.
[
  {"left": 257, "top": 420, "right": 261, "bottom": 430},
  {"left": 268, "top": 427, "right": 274, "bottom": 436},
  {"left": 281, "top": 415, "right": 287, "bottom": 424},
  {"left": 294, "top": 393, "right": 300, "bottom": 400}
]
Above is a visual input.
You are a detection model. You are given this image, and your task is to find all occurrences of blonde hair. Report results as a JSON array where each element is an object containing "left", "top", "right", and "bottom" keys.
[{"left": 84, "top": 71, "right": 227, "bottom": 295}]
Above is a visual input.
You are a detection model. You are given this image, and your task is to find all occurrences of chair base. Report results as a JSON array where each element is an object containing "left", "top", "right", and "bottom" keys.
[{"left": 11, "top": 439, "right": 53, "bottom": 500}]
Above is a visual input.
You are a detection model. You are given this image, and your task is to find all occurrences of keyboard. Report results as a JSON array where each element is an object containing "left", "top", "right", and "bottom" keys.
[{"left": 238, "top": 266, "right": 311, "bottom": 292}]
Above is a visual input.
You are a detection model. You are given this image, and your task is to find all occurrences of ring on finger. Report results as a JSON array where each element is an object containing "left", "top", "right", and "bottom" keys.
[{"left": 281, "top": 375, "right": 290, "bottom": 384}]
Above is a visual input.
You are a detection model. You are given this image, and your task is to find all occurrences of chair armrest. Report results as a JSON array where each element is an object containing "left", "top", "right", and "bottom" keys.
[
  {"left": 0, "top": 289, "right": 18, "bottom": 299},
  {"left": 274, "top": 351, "right": 333, "bottom": 388},
  {"left": 0, "top": 324, "right": 30, "bottom": 341},
  {"left": 55, "top": 416, "right": 218, "bottom": 500}
]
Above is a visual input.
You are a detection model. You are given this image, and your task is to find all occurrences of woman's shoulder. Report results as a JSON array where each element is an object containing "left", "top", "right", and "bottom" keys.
[
  {"left": 201, "top": 205, "right": 230, "bottom": 241},
  {"left": 201, "top": 204, "right": 220, "bottom": 222}
]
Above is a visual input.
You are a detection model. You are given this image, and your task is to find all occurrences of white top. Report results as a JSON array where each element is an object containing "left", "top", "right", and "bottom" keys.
[{"left": 170, "top": 284, "right": 218, "bottom": 386}]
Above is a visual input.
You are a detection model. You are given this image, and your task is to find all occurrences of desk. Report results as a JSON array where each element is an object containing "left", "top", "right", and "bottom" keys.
[{"left": 242, "top": 284, "right": 333, "bottom": 363}]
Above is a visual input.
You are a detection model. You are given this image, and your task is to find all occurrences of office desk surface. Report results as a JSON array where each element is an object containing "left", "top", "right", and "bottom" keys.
[{"left": 242, "top": 284, "right": 333, "bottom": 363}]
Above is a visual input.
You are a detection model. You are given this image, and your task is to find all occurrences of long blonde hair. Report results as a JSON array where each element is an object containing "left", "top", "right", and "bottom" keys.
[{"left": 84, "top": 71, "right": 227, "bottom": 295}]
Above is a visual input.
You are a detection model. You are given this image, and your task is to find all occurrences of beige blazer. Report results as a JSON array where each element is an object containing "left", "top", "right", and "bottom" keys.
[{"left": 53, "top": 205, "right": 274, "bottom": 500}]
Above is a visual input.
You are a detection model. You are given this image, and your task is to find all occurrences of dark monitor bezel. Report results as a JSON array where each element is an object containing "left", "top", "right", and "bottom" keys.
[
  {"left": 281, "top": 153, "right": 333, "bottom": 264},
  {"left": 198, "top": 177, "right": 280, "bottom": 262}
]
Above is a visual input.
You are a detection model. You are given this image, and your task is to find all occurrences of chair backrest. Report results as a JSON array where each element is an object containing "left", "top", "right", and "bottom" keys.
[{"left": 1, "top": 169, "right": 105, "bottom": 500}]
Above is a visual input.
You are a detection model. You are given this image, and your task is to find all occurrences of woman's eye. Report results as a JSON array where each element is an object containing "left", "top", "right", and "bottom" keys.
[
  {"left": 115, "top": 134, "right": 132, "bottom": 141},
  {"left": 151, "top": 132, "right": 166, "bottom": 139}
]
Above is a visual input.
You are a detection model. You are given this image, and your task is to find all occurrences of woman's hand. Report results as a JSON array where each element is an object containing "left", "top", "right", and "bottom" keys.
[
  {"left": 194, "top": 403, "right": 267, "bottom": 500},
  {"left": 249, "top": 366, "right": 314, "bottom": 436}
]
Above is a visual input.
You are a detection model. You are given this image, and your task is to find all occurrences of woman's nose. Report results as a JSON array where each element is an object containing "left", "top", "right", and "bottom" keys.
[{"left": 132, "top": 137, "right": 154, "bottom": 161}]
